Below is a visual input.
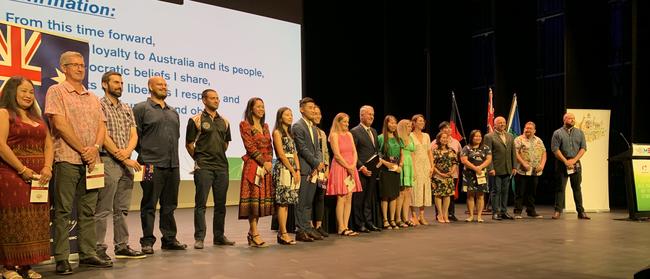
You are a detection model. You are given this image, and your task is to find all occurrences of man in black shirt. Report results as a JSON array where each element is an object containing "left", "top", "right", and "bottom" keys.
[
  {"left": 133, "top": 76, "right": 186, "bottom": 254},
  {"left": 185, "top": 89, "right": 235, "bottom": 249}
]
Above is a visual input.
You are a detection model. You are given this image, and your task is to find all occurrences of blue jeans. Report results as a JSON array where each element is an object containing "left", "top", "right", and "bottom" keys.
[
  {"left": 490, "top": 174, "right": 511, "bottom": 214},
  {"left": 193, "top": 168, "right": 229, "bottom": 241}
]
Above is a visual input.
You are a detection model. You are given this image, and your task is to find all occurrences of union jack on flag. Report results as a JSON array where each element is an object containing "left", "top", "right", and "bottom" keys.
[
  {"left": 0, "top": 24, "right": 42, "bottom": 87},
  {"left": 0, "top": 22, "right": 88, "bottom": 109}
]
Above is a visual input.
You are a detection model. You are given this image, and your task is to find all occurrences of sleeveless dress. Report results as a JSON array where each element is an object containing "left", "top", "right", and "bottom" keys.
[
  {"left": 400, "top": 136, "right": 415, "bottom": 187},
  {"left": 0, "top": 117, "right": 51, "bottom": 266},
  {"left": 410, "top": 132, "right": 432, "bottom": 206},
  {"left": 272, "top": 135, "right": 299, "bottom": 205},
  {"left": 326, "top": 133, "right": 362, "bottom": 195},
  {"left": 238, "top": 121, "right": 274, "bottom": 219}
]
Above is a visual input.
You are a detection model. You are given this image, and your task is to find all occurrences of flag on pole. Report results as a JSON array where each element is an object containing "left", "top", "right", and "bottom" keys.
[
  {"left": 450, "top": 92, "right": 466, "bottom": 200},
  {"left": 487, "top": 88, "right": 495, "bottom": 133},
  {"left": 506, "top": 93, "right": 521, "bottom": 137},
  {"left": 450, "top": 92, "right": 464, "bottom": 142},
  {"left": 506, "top": 93, "right": 521, "bottom": 192}
]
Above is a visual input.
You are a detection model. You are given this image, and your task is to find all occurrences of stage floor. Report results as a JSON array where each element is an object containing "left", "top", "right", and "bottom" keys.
[{"left": 32, "top": 206, "right": 649, "bottom": 279}]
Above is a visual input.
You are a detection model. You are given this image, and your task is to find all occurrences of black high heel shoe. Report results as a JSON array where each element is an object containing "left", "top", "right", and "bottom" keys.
[
  {"left": 277, "top": 233, "right": 296, "bottom": 245},
  {"left": 247, "top": 232, "right": 268, "bottom": 248}
]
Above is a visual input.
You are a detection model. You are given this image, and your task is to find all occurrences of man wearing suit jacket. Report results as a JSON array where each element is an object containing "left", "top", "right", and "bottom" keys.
[
  {"left": 350, "top": 105, "right": 382, "bottom": 233},
  {"left": 484, "top": 116, "right": 518, "bottom": 220},
  {"left": 292, "top": 97, "right": 325, "bottom": 242}
]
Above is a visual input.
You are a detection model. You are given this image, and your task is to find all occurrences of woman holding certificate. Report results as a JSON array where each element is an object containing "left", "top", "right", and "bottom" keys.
[
  {"left": 271, "top": 107, "right": 299, "bottom": 245},
  {"left": 239, "top": 97, "right": 274, "bottom": 247},
  {"left": 460, "top": 130, "right": 492, "bottom": 223},
  {"left": 0, "top": 76, "right": 53, "bottom": 279},
  {"left": 326, "top": 113, "right": 362, "bottom": 236}
]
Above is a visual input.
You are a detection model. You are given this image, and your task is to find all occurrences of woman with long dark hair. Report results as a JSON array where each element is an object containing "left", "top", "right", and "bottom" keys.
[
  {"left": 0, "top": 76, "right": 53, "bottom": 279},
  {"left": 239, "top": 97, "right": 274, "bottom": 247},
  {"left": 271, "top": 107, "right": 299, "bottom": 245},
  {"left": 377, "top": 115, "right": 402, "bottom": 229}
]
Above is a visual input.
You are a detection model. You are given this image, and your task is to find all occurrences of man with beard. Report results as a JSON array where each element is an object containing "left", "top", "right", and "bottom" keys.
[
  {"left": 95, "top": 71, "right": 146, "bottom": 261},
  {"left": 551, "top": 113, "right": 590, "bottom": 220},
  {"left": 185, "top": 89, "right": 235, "bottom": 249},
  {"left": 133, "top": 76, "right": 187, "bottom": 254}
]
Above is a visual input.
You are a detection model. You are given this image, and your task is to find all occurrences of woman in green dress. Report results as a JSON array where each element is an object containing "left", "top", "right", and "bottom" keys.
[{"left": 395, "top": 119, "right": 416, "bottom": 227}]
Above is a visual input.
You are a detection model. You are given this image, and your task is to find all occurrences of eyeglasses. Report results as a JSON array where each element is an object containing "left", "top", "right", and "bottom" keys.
[{"left": 64, "top": 63, "right": 86, "bottom": 69}]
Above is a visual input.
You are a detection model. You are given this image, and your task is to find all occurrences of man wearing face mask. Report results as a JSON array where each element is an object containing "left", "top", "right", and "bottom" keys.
[
  {"left": 95, "top": 71, "right": 145, "bottom": 262},
  {"left": 551, "top": 113, "right": 589, "bottom": 220},
  {"left": 133, "top": 76, "right": 187, "bottom": 254}
]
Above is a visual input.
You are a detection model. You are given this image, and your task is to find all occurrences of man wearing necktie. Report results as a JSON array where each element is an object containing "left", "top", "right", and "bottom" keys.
[
  {"left": 292, "top": 97, "right": 325, "bottom": 242},
  {"left": 350, "top": 105, "right": 382, "bottom": 232}
]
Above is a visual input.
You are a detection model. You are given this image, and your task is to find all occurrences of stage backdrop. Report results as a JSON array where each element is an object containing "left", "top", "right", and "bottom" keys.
[{"left": 564, "top": 109, "right": 611, "bottom": 213}]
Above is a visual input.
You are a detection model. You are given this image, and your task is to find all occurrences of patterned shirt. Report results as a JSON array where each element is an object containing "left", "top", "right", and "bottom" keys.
[
  {"left": 514, "top": 135, "right": 546, "bottom": 176},
  {"left": 100, "top": 97, "right": 136, "bottom": 150},
  {"left": 44, "top": 81, "right": 105, "bottom": 164}
]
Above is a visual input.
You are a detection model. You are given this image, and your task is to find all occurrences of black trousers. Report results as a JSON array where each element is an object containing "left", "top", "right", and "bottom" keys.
[
  {"left": 554, "top": 161, "right": 585, "bottom": 214},
  {"left": 351, "top": 172, "right": 378, "bottom": 229},
  {"left": 140, "top": 166, "right": 180, "bottom": 246},
  {"left": 514, "top": 174, "right": 539, "bottom": 214}
]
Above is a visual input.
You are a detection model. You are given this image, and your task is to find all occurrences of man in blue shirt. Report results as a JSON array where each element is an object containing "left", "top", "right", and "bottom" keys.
[{"left": 551, "top": 113, "right": 590, "bottom": 220}]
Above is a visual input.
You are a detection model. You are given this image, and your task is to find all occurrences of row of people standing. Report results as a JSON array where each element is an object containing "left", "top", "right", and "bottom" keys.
[{"left": 0, "top": 51, "right": 590, "bottom": 278}]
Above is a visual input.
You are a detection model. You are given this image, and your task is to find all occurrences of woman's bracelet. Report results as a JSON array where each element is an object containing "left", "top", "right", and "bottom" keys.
[{"left": 17, "top": 165, "right": 27, "bottom": 174}]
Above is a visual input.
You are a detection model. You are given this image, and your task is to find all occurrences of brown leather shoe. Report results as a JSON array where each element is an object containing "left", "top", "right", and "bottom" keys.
[
  {"left": 578, "top": 213, "right": 591, "bottom": 220},
  {"left": 552, "top": 212, "right": 561, "bottom": 219}
]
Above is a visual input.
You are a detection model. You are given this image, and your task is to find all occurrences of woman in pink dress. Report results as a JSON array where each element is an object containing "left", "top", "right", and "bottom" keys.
[{"left": 326, "top": 113, "right": 362, "bottom": 236}]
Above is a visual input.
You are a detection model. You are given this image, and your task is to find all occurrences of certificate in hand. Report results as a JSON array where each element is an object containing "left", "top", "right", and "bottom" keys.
[
  {"left": 86, "top": 163, "right": 105, "bottom": 190},
  {"left": 30, "top": 175, "right": 48, "bottom": 203}
]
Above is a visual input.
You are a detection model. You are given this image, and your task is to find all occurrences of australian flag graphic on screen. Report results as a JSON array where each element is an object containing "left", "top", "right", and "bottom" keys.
[{"left": 0, "top": 22, "right": 89, "bottom": 109}]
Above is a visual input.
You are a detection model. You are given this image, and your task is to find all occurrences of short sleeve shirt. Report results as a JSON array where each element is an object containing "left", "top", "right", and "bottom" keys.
[
  {"left": 514, "top": 135, "right": 545, "bottom": 175},
  {"left": 100, "top": 97, "right": 136, "bottom": 150},
  {"left": 44, "top": 81, "right": 105, "bottom": 164},
  {"left": 186, "top": 110, "right": 231, "bottom": 171}
]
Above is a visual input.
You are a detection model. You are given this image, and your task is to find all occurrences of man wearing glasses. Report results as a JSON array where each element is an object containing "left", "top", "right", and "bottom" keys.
[{"left": 45, "top": 51, "right": 112, "bottom": 275}]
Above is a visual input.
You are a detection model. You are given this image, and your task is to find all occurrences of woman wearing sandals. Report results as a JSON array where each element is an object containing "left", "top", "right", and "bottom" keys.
[
  {"left": 432, "top": 132, "right": 458, "bottom": 223},
  {"left": 271, "top": 107, "right": 300, "bottom": 245},
  {"left": 326, "top": 113, "right": 362, "bottom": 236},
  {"left": 460, "top": 130, "right": 492, "bottom": 223},
  {"left": 377, "top": 115, "right": 401, "bottom": 230},
  {"left": 409, "top": 114, "right": 433, "bottom": 225},
  {"left": 239, "top": 97, "right": 275, "bottom": 247},
  {"left": 0, "top": 77, "right": 53, "bottom": 279},
  {"left": 395, "top": 119, "right": 416, "bottom": 228}
]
